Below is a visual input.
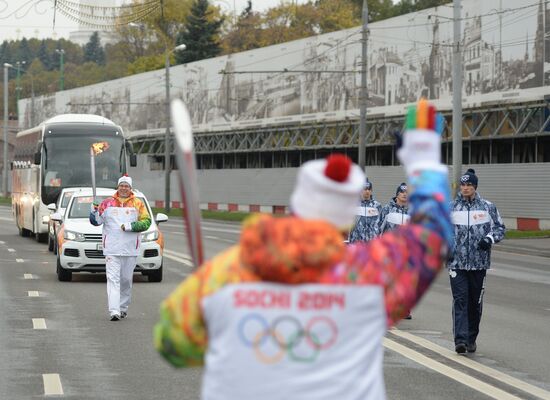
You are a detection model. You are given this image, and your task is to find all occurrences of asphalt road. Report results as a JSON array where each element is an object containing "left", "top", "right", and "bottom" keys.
[{"left": 0, "top": 205, "right": 549, "bottom": 400}]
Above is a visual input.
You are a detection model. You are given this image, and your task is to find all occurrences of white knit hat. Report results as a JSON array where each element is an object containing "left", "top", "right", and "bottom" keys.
[
  {"left": 290, "top": 154, "right": 365, "bottom": 228},
  {"left": 117, "top": 174, "right": 133, "bottom": 188}
]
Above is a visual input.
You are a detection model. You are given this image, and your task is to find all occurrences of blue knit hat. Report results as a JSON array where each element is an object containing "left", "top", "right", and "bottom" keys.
[
  {"left": 460, "top": 168, "right": 478, "bottom": 188},
  {"left": 363, "top": 179, "right": 373, "bottom": 190},
  {"left": 396, "top": 182, "right": 407, "bottom": 196}
]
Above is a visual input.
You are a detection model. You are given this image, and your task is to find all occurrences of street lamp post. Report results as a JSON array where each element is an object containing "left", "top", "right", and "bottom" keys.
[
  {"left": 3, "top": 63, "right": 13, "bottom": 197},
  {"left": 164, "top": 44, "right": 187, "bottom": 213},
  {"left": 55, "top": 49, "right": 65, "bottom": 91}
]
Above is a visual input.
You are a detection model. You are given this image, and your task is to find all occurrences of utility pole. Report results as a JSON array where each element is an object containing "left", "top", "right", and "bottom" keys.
[
  {"left": 358, "top": 0, "right": 368, "bottom": 171},
  {"left": 3, "top": 63, "right": 12, "bottom": 197},
  {"left": 452, "top": 0, "right": 463, "bottom": 195},
  {"left": 56, "top": 49, "right": 65, "bottom": 91},
  {"left": 164, "top": 50, "right": 171, "bottom": 213}
]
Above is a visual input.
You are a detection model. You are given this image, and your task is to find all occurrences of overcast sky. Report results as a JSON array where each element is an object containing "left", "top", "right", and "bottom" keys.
[{"left": 0, "top": 0, "right": 305, "bottom": 42}]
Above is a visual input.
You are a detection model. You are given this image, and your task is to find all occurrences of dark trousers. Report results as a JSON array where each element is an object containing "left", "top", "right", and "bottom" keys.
[{"left": 449, "top": 269, "right": 486, "bottom": 346}]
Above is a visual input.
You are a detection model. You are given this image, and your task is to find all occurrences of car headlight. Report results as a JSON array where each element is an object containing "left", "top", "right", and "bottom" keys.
[
  {"left": 64, "top": 230, "right": 85, "bottom": 242},
  {"left": 141, "top": 230, "right": 159, "bottom": 242}
]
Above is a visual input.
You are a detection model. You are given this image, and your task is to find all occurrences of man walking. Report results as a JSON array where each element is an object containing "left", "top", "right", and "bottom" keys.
[
  {"left": 90, "top": 174, "right": 151, "bottom": 321},
  {"left": 448, "top": 168, "right": 505, "bottom": 353},
  {"left": 348, "top": 179, "right": 382, "bottom": 243}
]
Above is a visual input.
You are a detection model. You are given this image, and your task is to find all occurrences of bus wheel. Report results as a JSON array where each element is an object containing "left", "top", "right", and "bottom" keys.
[
  {"left": 19, "top": 227, "right": 30, "bottom": 237},
  {"left": 48, "top": 234, "right": 54, "bottom": 251},
  {"left": 57, "top": 256, "right": 72, "bottom": 282},
  {"left": 35, "top": 232, "right": 48, "bottom": 243}
]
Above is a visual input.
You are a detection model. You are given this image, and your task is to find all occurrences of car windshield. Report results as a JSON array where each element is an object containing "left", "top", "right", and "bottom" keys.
[{"left": 67, "top": 195, "right": 151, "bottom": 219}]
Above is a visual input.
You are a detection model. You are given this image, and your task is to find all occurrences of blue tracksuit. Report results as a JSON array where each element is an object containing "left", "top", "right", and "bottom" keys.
[
  {"left": 348, "top": 198, "right": 382, "bottom": 243},
  {"left": 377, "top": 198, "right": 409, "bottom": 235},
  {"left": 447, "top": 192, "right": 505, "bottom": 346}
]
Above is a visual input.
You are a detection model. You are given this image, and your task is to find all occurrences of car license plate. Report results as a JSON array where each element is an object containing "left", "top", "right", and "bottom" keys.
[{"left": 96, "top": 244, "right": 103, "bottom": 251}]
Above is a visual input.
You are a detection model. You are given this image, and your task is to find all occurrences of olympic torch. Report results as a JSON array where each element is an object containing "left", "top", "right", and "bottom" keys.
[
  {"left": 90, "top": 142, "right": 110, "bottom": 202},
  {"left": 170, "top": 99, "right": 204, "bottom": 268}
]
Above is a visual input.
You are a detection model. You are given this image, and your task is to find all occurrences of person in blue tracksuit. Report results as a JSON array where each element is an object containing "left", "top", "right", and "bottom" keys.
[
  {"left": 348, "top": 179, "right": 382, "bottom": 243},
  {"left": 377, "top": 183, "right": 409, "bottom": 235},
  {"left": 377, "top": 182, "right": 412, "bottom": 319},
  {"left": 448, "top": 169, "right": 505, "bottom": 354}
]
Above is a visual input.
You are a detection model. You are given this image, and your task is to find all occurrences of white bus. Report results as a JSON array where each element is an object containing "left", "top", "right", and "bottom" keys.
[{"left": 11, "top": 114, "right": 136, "bottom": 241}]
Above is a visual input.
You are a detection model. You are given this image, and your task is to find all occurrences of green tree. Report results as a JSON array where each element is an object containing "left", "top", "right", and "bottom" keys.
[
  {"left": 84, "top": 32, "right": 106, "bottom": 65},
  {"left": 175, "top": 0, "right": 224, "bottom": 64},
  {"left": 221, "top": 1, "right": 263, "bottom": 53},
  {"left": 38, "top": 40, "right": 52, "bottom": 70},
  {"left": 17, "top": 38, "right": 32, "bottom": 63}
]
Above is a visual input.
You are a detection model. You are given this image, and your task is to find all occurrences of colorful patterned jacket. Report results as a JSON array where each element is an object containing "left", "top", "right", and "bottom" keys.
[
  {"left": 89, "top": 192, "right": 151, "bottom": 256},
  {"left": 377, "top": 198, "right": 410, "bottom": 235},
  {"left": 348, "top": 198, "right": 382, "bottom": 243},
  {"left": 447, "top": 192, "right": 505, "bottom": 270},
  {"left": 154, "top": 171, "right": 452, "bottom": 378}
]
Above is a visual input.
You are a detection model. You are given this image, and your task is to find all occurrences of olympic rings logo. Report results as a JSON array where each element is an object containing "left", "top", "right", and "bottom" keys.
[{"left": 237, "top": 313, "right": 339, "bottom": 364}]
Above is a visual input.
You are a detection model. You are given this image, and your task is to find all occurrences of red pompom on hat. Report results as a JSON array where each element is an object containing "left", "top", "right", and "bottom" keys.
[
  {"left": 324, "top": 154, "right": 351, "bottom": 182},
  {"left": 290, "top": 153, "right": 365, "bottom": 228}
]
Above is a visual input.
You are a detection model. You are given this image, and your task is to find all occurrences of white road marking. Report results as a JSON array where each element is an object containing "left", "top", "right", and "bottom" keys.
[
  {"left": 42, "top": 261, "right": 49, "bottom": 264},
  {"left": 390, "top": 329, "right": 550, "bottom": 400},
  {"left": 24, "top": 274, "right": 34, "bottom": 279},
  {"left": 205, "top": 235, "right": 219, "bottom": 240},
  {"left": 0, "top": 217, "right": 12, "bottom": 222},
  {"left": 384, "top": 338, "right": 522, "bottom": 400},
  {"left": 16, "top": 258, "right": 24, "bottom": 263},
  {"left": 164, "top": 253, "right": 194, "bottom": 267},
  {"left": 7, "top": 248, "right": 15, "bottom": 252},
  {"left": 0, "top": 240, "right": 4, "bottom": 244},
  {"left": 28, "top": 291, "right": 40, "bottom": 297},
  {"left": 32, "top": 318, "right": 47, "bottom": 329},
  {"left": 42, "top": 374, "right": 63, "bottom": 395},
  {"left": 164, "top": 249, "right": 192, "bottom": 260}
]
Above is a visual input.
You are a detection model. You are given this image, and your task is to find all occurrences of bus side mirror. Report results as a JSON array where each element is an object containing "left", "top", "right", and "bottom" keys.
[
  {"left": 129, "top": 154, "right": 137, "bottom": 167},
  {"left": 34, "top": 152, "right": 41, "bottom": 165}
]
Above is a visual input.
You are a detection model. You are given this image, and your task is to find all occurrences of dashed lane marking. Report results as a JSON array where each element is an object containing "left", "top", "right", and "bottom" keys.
[
  {"left": 28, "top": 291, "right": 39, "bottom": 297},
  {"left": 24, "top": 274, "right": 35, "bottom": 279},
  {"left": 384, "top": 338, "right": 522, "bottom": 400},
  {"left": 7, "top": 248, "right": 15, "bottom": 252},
  {"left": 42, "top": 374, "right": 63, "bottom": 395},
  {"left": 0, "top": 240, "right": 4, "bottom": 244},
  {"left": 390, "top": 329, "right": 550, "bottom": 400},
  {"left": 16, "top": 258, "right": 24, "bottom": 263},
  {"left": 32, "top": 318, "right": 47, "bottom": 329}
]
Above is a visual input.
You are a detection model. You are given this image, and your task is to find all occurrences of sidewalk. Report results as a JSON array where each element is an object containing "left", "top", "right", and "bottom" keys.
[{"left": 494, "top": 237, "right": 550, "bottom": 258}]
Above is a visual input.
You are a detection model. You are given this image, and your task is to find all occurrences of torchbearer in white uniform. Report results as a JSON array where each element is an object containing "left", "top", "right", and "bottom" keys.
[{"left": 90, "top": 175, "right": 151, "bottom": 321}]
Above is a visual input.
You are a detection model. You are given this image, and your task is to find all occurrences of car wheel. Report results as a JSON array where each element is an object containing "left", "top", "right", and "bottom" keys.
[
  {"left": 48, "top": 235, "right": 54, "bottom": 251},
  {"left": 36, "top": 232, "right": 48, "bottom": 243},
  {"left": 57, "top": 255, "right": 72, "bottom": 282},
  {"left": 147, "top": 264, "right": 163, "bottom": 282},
  {"left": 53, "top": 237, "right": 58, "bottom": 255}
]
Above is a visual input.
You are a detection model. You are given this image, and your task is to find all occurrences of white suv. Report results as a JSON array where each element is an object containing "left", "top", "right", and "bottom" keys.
[{"left": 51, "top": 188, "right": 167, "bottom": 282}]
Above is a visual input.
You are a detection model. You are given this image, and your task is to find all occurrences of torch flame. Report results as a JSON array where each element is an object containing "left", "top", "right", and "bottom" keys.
[{"left": 91, "top": 141, "right": 110, "bottom": 155}]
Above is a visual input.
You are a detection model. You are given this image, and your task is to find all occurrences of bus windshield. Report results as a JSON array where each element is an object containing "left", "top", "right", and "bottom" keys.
[{"left": 42, "top": 131, "right": 124, "bottom": 205}]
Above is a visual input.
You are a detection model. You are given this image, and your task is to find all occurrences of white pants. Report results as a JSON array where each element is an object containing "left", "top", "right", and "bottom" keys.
[{"left": 106, "top": 255, "right": 136, "bottom": 316}]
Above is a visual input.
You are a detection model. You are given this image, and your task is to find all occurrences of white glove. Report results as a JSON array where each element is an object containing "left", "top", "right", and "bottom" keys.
[
  {"left": 397, "top": 128, "right": 446, "bottom": 176},
  {"left": 121, "top": 223, "right": 133, "bottom": 232}
]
